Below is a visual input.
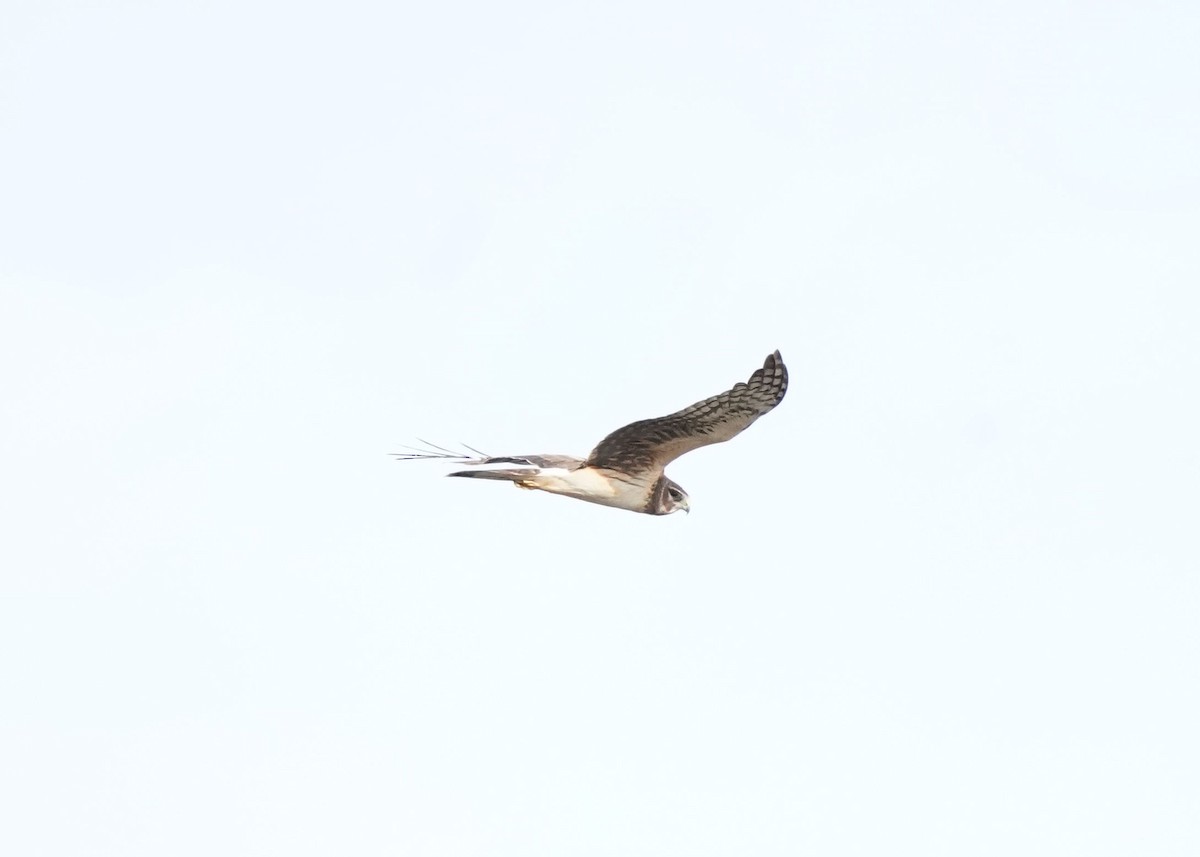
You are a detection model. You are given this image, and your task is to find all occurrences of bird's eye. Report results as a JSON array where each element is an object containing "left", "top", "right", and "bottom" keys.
[{"left": 668, "top": 488, "right": 681, "bottom": 500}]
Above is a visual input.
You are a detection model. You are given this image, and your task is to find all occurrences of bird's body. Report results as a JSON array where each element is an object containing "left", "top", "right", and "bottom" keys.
[
  {"left": 514, "top": 466, "right": 648, "bottom": 509},
  {"left": 396, "top": 351, "right": 788, "bottom": 516},
  {"left": 421, "top": 456, "right": 670, "bottom": 512}
]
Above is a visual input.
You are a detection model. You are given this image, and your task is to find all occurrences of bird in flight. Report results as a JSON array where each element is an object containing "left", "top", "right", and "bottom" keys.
[{"left": 396, "top": 350, "right": 788, "bottom": 516}]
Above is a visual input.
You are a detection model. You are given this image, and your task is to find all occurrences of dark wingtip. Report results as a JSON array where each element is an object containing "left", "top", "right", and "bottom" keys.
[{"left": 764, "top": 349, "right": 788, "bottom": 403}]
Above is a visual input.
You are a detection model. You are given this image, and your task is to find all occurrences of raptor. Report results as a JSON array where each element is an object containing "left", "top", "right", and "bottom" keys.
[{"left": 396, "top": 350, "right": 788, "bottom": 515}]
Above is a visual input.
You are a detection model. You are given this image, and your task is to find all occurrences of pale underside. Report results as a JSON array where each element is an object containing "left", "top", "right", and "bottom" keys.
[{"left": 510, "top": 465, "right": 655, "bottom": 511}]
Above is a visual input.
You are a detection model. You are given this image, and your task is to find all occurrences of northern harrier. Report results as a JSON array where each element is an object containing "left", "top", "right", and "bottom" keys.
[{"left": 396, "top": 350, "right": 788, "bottom": 515}]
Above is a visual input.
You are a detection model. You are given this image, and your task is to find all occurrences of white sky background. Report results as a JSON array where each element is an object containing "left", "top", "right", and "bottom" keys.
[{"left": 1, "top": 0, "right": 1198, "bottom": 854}]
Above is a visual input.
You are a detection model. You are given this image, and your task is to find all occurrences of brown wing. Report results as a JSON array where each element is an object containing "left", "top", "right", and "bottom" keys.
[{"left": 584, "top": 350, "right": 788, "bottom": 475}]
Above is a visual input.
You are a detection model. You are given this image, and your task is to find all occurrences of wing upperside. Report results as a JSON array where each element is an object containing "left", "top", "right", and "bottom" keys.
[{"left": 584, "top": 350, "right": 788, "bottom": 474}]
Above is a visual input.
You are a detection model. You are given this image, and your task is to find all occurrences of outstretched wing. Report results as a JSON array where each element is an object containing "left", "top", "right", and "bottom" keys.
[
  {"left": 584, "top": 350, "right": 788, "bottom": 475},
  {"left": 393, "top": 442, "right": 583, "bottom": 470}
]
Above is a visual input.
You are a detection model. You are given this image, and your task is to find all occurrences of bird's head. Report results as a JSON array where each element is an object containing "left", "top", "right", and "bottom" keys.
[{"left": 654, "top": 477, "right": 690, "bottom": 515}]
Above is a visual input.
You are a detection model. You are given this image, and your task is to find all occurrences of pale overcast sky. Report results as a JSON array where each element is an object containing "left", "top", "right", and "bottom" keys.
[{"left": 2, "top": 1, "right": 1197, "bottom": 855}]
